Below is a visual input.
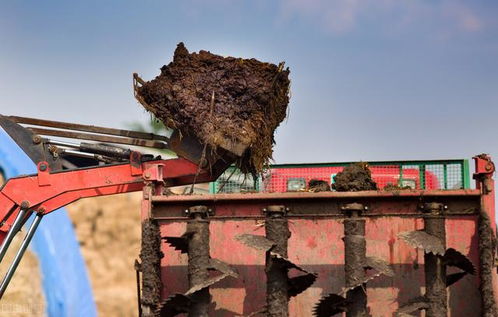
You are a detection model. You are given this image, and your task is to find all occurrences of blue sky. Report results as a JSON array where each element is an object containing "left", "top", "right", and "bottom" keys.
[{"left": 1, "top": 0, "right": 498, "bottom": 166}]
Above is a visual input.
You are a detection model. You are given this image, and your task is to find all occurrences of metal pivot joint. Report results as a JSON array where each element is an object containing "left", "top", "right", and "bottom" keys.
[
  {"left": 185, "top": 205, "right": 214, "bottom": 218},
  {"left": 340, "top": 202, "right": 368, "bottom": 218},
  {"left": 263, "top": 205, "right": 289, "bottom": 218},
  {"left": 419, "top": 202, "right": 447, "bottom": 215}
]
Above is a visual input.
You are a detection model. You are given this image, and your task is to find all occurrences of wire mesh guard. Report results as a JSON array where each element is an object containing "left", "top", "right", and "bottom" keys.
[{"left": 210, "top": 160, "right": 470, "bottom": 194}]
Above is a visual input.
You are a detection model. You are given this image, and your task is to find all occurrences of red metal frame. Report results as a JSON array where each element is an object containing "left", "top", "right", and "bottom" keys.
[
  {"left": 151, "top": 189, "right": 486, "bottom": 316},
  {"left": 147, "top": 156, "right": 498, "bottom": 316},
  {"left": 473, "top": 154, "right": 498, "bottom": 302}
]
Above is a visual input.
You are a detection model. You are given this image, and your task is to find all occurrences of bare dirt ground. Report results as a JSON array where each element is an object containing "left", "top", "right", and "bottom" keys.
[
  {"left": 0, "top": 176, "right": 46, "bottom": 317},
  {"left": 67, "top": 192, "right": 142, "bottom": 317}
]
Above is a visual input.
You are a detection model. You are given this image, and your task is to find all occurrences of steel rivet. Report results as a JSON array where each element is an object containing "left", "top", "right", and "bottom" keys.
[{"left": 32, "top": 135, "right": 41, "bottom": 144}]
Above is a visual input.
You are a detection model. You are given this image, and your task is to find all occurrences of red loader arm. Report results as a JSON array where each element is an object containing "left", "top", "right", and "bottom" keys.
[{"left": 0, "top": 155, "right": 213, "bottom": 243}]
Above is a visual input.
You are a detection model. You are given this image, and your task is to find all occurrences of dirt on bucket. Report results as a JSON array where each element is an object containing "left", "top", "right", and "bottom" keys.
[{"left": 136, "top": 42, "right": 291, "bottom": 174}]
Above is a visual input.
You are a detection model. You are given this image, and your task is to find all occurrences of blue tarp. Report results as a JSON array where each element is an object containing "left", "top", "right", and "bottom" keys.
[{"left": 0, "top": 130, "right": 97, "bottom": 317}]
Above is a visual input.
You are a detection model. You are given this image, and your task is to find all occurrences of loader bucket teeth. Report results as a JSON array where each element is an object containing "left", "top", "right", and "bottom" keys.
[
  {"left": 155, "top": 294, "right": 191, "bottom": 317},
  {"left": 446, "top": 272, "right": 468, "bottom": 287},
  {"left": 443, "top": 248, "right": 476, "bottom": 274},
  {"left": 235, "top": 234, "right": 275, "bottom": 252},
  {"left": 398, "top": 230, "right": 445, "bottom": 255},
  {"left": 162, "top": 236, "right": 189, "bottom": 254},
  {"left": 288, "top": 273, "right": 317, "bottom": 297},
  {"left": 395, "top": 295, "right": 428, "bottom": 316},
  {"left": 312, "top": 293, "right": 347, "bottom": 317},
  {"left": 208, "top": 258, "right": 239, "bottom": 278},
  {"left": 365, "top": 256, "right": 394, "bottom": 277},
  {"left": 185, "top": 273, "right": 230, "bottom": 296}
]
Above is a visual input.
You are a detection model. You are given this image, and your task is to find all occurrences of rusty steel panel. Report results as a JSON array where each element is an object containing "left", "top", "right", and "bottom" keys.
[
  {"left": 157, "top": 217, "right": 482, "bottom": 316},
  {"left": 154, "top": 192, "right": 486, "bottom": 316},
  {"left": 150, "top": 190, "right": 480, "bottom": 220}
]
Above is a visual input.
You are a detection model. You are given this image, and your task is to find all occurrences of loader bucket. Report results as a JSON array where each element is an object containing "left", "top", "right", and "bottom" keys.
[{"left": 133, "top": 73, "right": 248, "bottom": 176}]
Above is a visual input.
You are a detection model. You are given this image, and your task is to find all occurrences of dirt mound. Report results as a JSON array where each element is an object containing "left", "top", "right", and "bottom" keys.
[
  {"left": 383, "top": 184, "right": 412, "bottom": 191},
  {"left": 67, "top": 193, "right": 142, "bottom": 317},
  {"left": 0, "top": 235, "right": 45, "bottom": 317},
  {"left": 137, "top": 42, "right": 291, "bottom": 174},
  {"left": 308, "top": 179, "right": 331, "bottom": 192},
  {"left": 332, "top": 163, "right": 377, "bottom": 192}
]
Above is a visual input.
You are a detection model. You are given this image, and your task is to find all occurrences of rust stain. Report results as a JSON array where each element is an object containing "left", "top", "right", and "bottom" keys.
[
  {"left": 307, "top": 236, "right": 318, "bottom": 249},
  {"left": 388, "top": 229, "right": 395, "bottom": 265}
]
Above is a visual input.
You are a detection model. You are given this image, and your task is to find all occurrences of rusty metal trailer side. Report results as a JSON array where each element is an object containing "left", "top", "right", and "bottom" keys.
[{"left": 142, "top": 182, "right": 495, "bottom": 316}]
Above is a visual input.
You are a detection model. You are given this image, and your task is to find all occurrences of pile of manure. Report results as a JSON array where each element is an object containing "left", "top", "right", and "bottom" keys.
[{"left": 136, "top": 43, "right": 290, "bottom": 174}]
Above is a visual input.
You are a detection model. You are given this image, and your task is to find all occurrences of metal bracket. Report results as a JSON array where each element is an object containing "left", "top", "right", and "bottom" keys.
[
  {"left": 473, "top": 154, "right": 495, "bottom": 177},
  {"left": 473, "top": 154, "right": 495, "bottom": 194},
  {"left": 263, "top": 205, "right": 289, "bottom": 217},
  {"left": 340, "top": 203, "right": 368, "bottom": 217},
  {"left": 130, "top": 151, "right": 143, "bottom": 176},
  {"left": 37, "top": 161, "right": 51, "bottom": 186},
  {"left": 185, "top": 205, "right": 214, "bottom": 218},
  {"left": 419, "top": 202, "right": 447, "bottom": 215}
]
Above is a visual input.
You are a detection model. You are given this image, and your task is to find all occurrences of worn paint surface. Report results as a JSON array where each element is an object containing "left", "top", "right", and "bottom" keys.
[
  {"left": 152, "top": 190, "right": 488, "bottom": 316},
  {"left": 156, "top": 216, "right": 482, "bottom": 316}
]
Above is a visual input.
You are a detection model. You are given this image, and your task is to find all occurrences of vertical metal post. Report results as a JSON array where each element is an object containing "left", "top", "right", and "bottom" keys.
[
  {"left": 443, "top": 164, "right": 448, "bottom": 189},
  {"left": 0, "top": 208, "right": 28, "bottom": 263},
  {"left": 265, "top": 205, "right": 290, "bottom": 317},
  {"left": 398, "top": 165, "right": 404, "bottom": 187},
  {"left": 422, "top": 203, "right": 447, "bottom": 317},
  {"left": 139, "top": 218, "right": 162, "bottom": 317},
  {"left": 342, "top": 203, "right": 367, "bottom": 317},
  {"left": 419, "top": 165, "right": 426, "bottom": 189},
  {"left": 473, "top": 154, "right": 498, "bottom": 315},
  {"left": 187, "top": 205, "right": 210, "bottom": 317},
  {"left": 0, "top": 213, "right": 42, "bottom": 299},
  {"left": 462, "top": 159, "right": 470, "bottom": 189},
  {"left": 134, "top": 260, "right": 142, "bottom": 317}
]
